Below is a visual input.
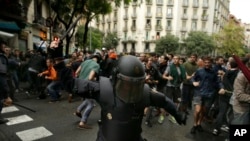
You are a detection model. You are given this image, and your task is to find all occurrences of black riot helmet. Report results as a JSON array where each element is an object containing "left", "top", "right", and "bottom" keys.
[{"left": 112, "top": 55, "right": 145, "bottom": 103}]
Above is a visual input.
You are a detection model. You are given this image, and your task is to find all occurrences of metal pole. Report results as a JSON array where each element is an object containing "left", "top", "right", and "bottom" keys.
[{"left": 89, "top": 22, "right": 91, "bottom": 51}]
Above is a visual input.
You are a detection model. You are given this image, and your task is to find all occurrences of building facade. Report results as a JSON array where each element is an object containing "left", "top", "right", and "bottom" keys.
[{"left": 96, "top": 0, "right": 230, "bottom": 54}]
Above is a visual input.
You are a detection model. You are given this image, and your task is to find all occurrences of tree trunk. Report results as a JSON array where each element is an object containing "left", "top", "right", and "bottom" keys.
[{"left": 83, "top": 19, "right": 90, "bottom": 51}]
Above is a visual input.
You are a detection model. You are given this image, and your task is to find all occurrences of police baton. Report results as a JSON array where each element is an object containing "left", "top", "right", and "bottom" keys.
[{"left": 12, "top": 102, "right": 36, "bottom": 113}]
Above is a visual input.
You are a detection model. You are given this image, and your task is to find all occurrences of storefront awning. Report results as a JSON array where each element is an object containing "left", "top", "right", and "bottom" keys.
[{"left": 0, "top": 21, "right": 20, "bottom": 32}]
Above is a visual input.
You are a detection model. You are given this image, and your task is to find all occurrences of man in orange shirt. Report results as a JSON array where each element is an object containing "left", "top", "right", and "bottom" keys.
[{"left": 38, "top": 58, "right": 60, "bottom": 103}]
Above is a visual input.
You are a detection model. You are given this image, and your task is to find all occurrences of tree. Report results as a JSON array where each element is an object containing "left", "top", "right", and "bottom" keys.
[
  {"left": 102, "top": 32, "right": 119, "bottom": 50},
  {"left": 51, "top": 0, "right": 87, "bottom": 56},
  {"left": 155, "top": 34, "right": 179, "bottom": 54},
  {"left": 213, "top": 19, "right": 245, "bottom": 56},
  {"left": 50, "top": 0, "right": 133, "bottom": 55},
  {"left": 75, "top": 25, "right": 104, "bottom": 51},
  {"left": 184, "top": 31, "right": 215, "bottom": 56}
]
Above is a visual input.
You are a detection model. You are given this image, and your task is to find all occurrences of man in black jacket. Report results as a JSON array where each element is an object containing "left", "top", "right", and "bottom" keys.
[{"left": 0, "top": 40, "right": 12, "bottom": 124}]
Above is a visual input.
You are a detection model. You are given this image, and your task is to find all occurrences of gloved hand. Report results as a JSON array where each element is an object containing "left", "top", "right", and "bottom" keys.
[{"left": 175, "top": 111, "right": 188, "bottom": 125}]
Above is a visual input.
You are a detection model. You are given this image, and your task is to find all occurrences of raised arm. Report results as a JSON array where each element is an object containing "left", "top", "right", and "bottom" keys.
[{"left": 149, "top": 90, "right": 187, "bottom": 125}]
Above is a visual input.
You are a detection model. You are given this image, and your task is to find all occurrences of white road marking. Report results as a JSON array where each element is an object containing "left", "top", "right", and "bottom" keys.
[
  {"left": 16, "top": 126, "right": 53, "bottom": 141},
  {"left": 6, "top": 115, "right": 33, "bottom": 125},
  {"left": 2, "top": 106, "right": 19, "bottom": 114}
]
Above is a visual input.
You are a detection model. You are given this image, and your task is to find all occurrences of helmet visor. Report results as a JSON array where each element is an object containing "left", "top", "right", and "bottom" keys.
[{"left": 115, "top": 73, "right": 145, "bottom": 103}]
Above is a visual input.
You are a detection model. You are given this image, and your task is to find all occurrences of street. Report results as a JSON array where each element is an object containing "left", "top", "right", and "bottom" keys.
[{"left": 0, "top": 88, "right": 228, "bottom": 141}]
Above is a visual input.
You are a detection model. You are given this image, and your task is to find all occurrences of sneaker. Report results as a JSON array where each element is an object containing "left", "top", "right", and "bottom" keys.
[
  {"left": 73, "top": 111, "right": 82, "bottom": 118},
  {"left": 78, "top": 124, "right": 92, "bottom": 129},
  {"left": 0, "top": 118, "right": 9, "bottom": 124},
  {"left": 212, "top": 128, "right": 220, "bottom": 136},
  {"left": 168, "top": 115, "right": 177, "bottom": 124},
  {"left": 158, "top": 115, "right": 165, "bottom": 124},
  {"left": 221, "top": 125, "right": 229, "bottom": 133},
  {"left": 190, "top": 126, "right": 197, "bottom": 134},
  {"left": 196, "top": 125, "right": 204, "bottom": 132}
]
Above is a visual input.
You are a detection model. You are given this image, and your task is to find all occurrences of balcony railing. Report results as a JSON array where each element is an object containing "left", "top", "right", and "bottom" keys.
[
  {"left": 182, "top": 14, "right": 188, "bottom": 20},
  {"left": 193, "top": 3, "right": 199, "bottom": 8},
  {"left": 165, "top": 26, "right": 172, "bottom": 31},
  {"left": 156, "top": 13, "right": 163, "bottom": 18},
  {"left": 131, "top": 13, "right": 137, "bottom": 19},
  {"left": 180, "top": 27, "right": 187, "bottom": 32},
  {"left": 166, "top": 14, "right": 173, "bottom": 19},
  {"left": 123, "top": 15, "right": 128, "bottom": 20},
  {"left": 145, "top": 13, "right": 152, "bottom": 18},
  {"left": 145, "top": 24, "right": 152, "bottom": 30},
  {"left": 202, "top": 3, "right": 209, "bottom": 8},
  {"left": 201, "top": 15, "right": 208, "bottom": 21},
  {"left": 131, "top": 25, "right": 136, "bottom": 31},
  {"left": 192, "top": 15, "right": 198, "bottom": 20},
  {"left": 146, "top": 0, "right": 153, "bottom": 5},
  {"left": 123, "top": 26, "right": 128, "bottom": 32},
  {"left": 155, "top": 25, "right": 163, "bottom": 31},
  {"left": 33, "top": 15, "right": 46, "bottom": 26}
]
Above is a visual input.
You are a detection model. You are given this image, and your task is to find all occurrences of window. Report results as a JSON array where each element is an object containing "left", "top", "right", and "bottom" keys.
[
  {"left": 202, "top": 21, "right": 206, "bottom": 29},
  {"left": 167, "top": 8, "right": 172, "bottom": 16},
  {"left": 183, "top": 0, "right": 189, "bottom": 5},
  {"left": 131, "top": 43, "right": 135, "bottom": 52},
  {"left": 191, "top": 21, "right": 197, "bottom": 30},
  {"left": 183, "top": 8, "right": 187, "bottom": 14},
  {"left": 157, "top": 20, "right": 161, "bottom": 26},
  {"left": 167, "top": 20, "right": 172, "bottom": 26},
  {"left": 156, "top": 32, "right": 160, "bottom": 39},
  {"left": 145, "top": 43, "right": 150, "bottom": 52},
  {"left": 182, "top": 20, "right": 187, "bottom": 27},
  {"left": 146, "top": 32, "right": 149, "bottom": 40},
  {"left": 157, "top": 7, "right": 162, "bottom": 16},
  {"left": 132, "top": 20, "right": 136, "bottom": 26},
  {"left": 123, "top": 43, "right": 127, "bottom": 52},
  {"left": 157, "top": 0, "right": 163, "bottom": 4}
]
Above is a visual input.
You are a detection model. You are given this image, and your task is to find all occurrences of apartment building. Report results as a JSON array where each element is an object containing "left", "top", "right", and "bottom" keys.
[{"left": 96, "top": 0, "right": 230, "bottom": 54}]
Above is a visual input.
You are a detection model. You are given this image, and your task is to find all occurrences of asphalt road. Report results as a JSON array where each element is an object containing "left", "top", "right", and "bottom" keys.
[{"left": 0, "top": 88, "right": 228, "bottom": 141}]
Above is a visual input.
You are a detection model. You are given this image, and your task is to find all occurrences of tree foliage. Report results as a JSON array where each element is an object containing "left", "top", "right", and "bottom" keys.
[
  {"left": 76, "top": 25, "right": 104, "bottom": 51},
  {"left": 213, "top": 19, "right": 245, "bottom": 56},
  {"left": 155, "top": 34, "right": 179, "bottom": 54},
  {"left": 102, "top": 32, "right": 119, "bottom": 50},
  {"left": 184, "top": 31, "right": 215, "bottom": 56}
]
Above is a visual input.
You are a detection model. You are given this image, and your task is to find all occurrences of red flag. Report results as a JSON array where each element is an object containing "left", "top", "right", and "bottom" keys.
[{"left": 233, "top": 55, "right": 250, "bottom": 83}]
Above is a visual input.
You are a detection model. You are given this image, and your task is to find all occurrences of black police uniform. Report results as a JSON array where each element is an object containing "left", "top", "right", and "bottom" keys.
[{"left": 63, "top": 55, "right": 186, "bottom": 141}]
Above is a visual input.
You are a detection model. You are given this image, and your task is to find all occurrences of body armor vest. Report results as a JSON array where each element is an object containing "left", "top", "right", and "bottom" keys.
[{"left": 99, "top": 77, "right": 150, "bottom": 141}]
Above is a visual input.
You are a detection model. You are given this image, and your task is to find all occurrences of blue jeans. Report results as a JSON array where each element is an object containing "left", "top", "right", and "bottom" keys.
[
  {"left": 47, "top": 81, "right": 62, "bottom": 101},
  {"left": 77, "top": 99, "right": 94, "bottom": 122}
]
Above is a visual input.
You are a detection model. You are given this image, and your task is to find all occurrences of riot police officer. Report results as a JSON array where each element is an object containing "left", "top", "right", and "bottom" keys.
[
  {"left": 62, "top": 55, "right": 187, "bottom": 141},
  {"left": 0, "top": 40, "right": 12, "bottom": 124}
]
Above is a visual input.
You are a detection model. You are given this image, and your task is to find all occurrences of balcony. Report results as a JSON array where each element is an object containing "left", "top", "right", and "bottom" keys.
[
  {"left": 106, "top": 18, "right": 111, "bottom": 23},
  {"left": 166, "top": 14, "right": 173, "bottom": 19},
  {"left": 113, "top": 17, "right": 117, "bottom": 22},
  {"left": 131, "top": 25, "right": 136, "bottom": 31},
  {"left": 202, "top": 3, "right": 209, "bottom": 9},
  {"left": 167, "top": 1, "right": 174, "bottom": 6},
  {"left": 131, "top": 13, "right": 137, "bottom": 19},
  {"left": 182, "top": 2, "right": 188, "bottom": 7},
  {"left": 145, "top": 13, "right": 152, "bottom": 18},
  {"left": 181, "top": 14, "right": 188, "bottom": 20},
  {"left": 192, "top": 15, "right": 198, "bottom": 20},
  {"left": 156, "top": 13, "right": 163, "bottom": 18},
  {"left": 132, "top": 1, "right": 137, "bottom": 6},
  {"left": 33, "top": 16, "right": 46, "bottom": 27},
  {"left": 201, "top": 15, "right": 208, "bottom": 21},
  {"left": 156, "top": 1, "right": 163, "bottom": 6},
  {"left": 123, "top": 15, "right": 128, "bottom": 20},
  {"left": 165, "top": 26, "right": 172, "bottom": 31},
  {"left": 155, "top": 25, "right": 163, "bottom": 31},
  {"left": 123, "top": 26, "right": 128, "bottom": 32},
  {"left": 113, "top": 28, "right": 117, "bottom": 33},
  {"left": 180, "top": 27, "right": 187, "bottom": 32},
  {"left": 145, "top": 0, "right": 153, "bottom": 5},
  {"left": 145, "top": 24, "right": 152, "bottom": 30},
  {"left": 101, "top": 19, "right": 105, "bottom": 24},
  {"left": 124, "top": 4, "right": 129, "bottom": 8},
  {"left": 193, "top": 3, "right": 199, "bottom": 8}
]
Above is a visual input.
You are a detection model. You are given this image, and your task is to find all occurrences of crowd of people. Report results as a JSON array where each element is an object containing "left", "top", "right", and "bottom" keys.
[{"left": 1, "top": 39, "right": 250, "bottom": 141}]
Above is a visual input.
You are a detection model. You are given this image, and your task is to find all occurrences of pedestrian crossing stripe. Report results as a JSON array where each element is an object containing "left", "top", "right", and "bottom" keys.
[
  {"left": 2, "top": 106, "right": 19, "bottom": 114},
  {"left": 6, "top": 115, "right": 33, "bottom": 125},
  {"left": 16, "top": 126, "right": 53, "bottom": 141}
]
